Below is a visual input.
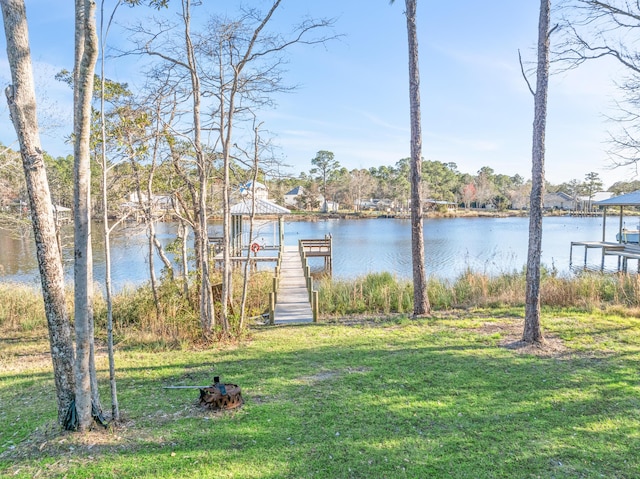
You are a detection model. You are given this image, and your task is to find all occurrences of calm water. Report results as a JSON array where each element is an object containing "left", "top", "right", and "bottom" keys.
[
  {"left": 284, "top": 216, "right": 629, "bottom": 279},
  {"left": 0, "top": 216, "right": 634, "bottom": 291}
]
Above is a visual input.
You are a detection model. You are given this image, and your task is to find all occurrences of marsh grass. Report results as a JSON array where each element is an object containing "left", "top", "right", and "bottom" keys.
[
  {"left": 318, "top": 272, "right": 413, "bottom": 315},
  {"left": 0, "top": 283, "right": 46, "bottom": 332},
  {"left": 319, "top": 270, "right": 640, "bottom": 317},
  {"left": 103, "top": 271, "right": 273, "bottom": 346},
  {"left": 4, "top": 270, "right": 640, "bottom": 343},
  {"left": 0, "top": 272, "right": 273, "bottom": 347},
  {"left": 1, "top": 311, "right": 640, "bottom": 478}
]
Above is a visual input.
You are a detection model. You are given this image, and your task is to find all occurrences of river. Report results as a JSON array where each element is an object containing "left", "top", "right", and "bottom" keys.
[{"left": 0, "top": 215, "right": 635, "bottom": 291}]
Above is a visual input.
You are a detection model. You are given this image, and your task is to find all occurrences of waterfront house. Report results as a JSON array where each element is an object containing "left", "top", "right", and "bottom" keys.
[
  {"left": 543, "top": 191, "right": 576, "bottom": 210},
  {"left": 284, "top": 186, "right": 305, "bottom": 207},
  {"left": 239, "top": 181, "right": 269, "bottom": 200}
]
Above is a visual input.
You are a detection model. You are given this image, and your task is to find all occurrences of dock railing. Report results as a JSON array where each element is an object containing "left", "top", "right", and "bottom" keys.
[
  {"left": 299, "top": 234, "right": 332, "bottom": 275},
  {"left": 268, "top": 243, "right": 284, "bottom": 325},
  {"left": 299, "top": 241, "right": 319, "bottom": 322}
]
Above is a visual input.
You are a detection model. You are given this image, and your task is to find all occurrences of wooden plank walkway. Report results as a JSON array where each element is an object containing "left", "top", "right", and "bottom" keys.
[{"left": 274, "top": 245, "right": 313, "bottom": 324}]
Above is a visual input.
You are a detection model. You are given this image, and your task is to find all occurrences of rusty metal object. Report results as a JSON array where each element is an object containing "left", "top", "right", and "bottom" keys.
[{"left": 199, "top": 379, "right": 243, "bottom": 411}]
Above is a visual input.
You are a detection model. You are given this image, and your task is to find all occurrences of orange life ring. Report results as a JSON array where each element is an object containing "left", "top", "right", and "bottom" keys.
[{"left": 250, "top": 242, "right": 261, "bottom": 253}]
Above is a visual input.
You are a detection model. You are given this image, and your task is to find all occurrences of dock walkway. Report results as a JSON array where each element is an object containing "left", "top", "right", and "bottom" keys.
[
  {"left": 570, "top": 240, "right": 640, "bottom": 272},
  {"left": 274, "top": 245, "right": 313, "bottom": 324}
]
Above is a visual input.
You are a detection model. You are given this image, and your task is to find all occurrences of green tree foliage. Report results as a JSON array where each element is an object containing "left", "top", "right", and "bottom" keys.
[
  {"left": 422, "top": 160, "right": 460, "bottom": 202},
  {"left": 583, "top": 171, "right": 603, "bottom": 199},
  {"left": 0, "top": 144, "right": 26, "bottom": 206},
  {"left": 44, "top": 154, "right": 74, "bottom": 208},
  {"left": 310, "top": 150, "right": 340, "bottom": 210},
  {"left": 609, "top": 180, "right": 640, "bottom": 195}
]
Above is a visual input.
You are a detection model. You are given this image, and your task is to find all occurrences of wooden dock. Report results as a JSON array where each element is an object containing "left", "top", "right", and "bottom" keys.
[
  {"left": 570, "top": 241, "right": 624, "bottom": 270},
  {"left": 570, "top": 240, "right": 640, "bottom": 272},
  {"left": 273, "top": 245, "right": 313, "bottom": 324},
  {"left": 300, "top": 235, "right": 332, "bottom": 274}
]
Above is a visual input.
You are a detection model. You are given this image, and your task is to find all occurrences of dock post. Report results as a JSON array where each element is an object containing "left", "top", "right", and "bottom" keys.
[
  {"left": 269, "top": 292, "right": 275, "bottom": 325},
  {"left": 307, "top": 276, "right": 312, "bottom": 302},
  {"left": 326, "top": 234, "right": 333, "bottom": 275},
  {"left": 312, "top": 290, "right": 319, "bottom": 322},
  {"left": 584, "top": 246, "right": 588, "bottom": 268},
  {"left": 569, "top": 243, "right": 573, "bottom": 268},
  {"left": 273, "top": 277, "right": 278, "bottom": 303}
]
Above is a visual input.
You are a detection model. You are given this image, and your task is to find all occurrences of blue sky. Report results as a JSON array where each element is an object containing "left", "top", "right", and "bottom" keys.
[{"left": 0, "top": 0, "right": 633, "bottom": 187}]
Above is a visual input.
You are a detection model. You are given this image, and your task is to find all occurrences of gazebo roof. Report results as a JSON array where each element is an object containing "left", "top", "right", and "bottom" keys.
[
  {"left": 229, "top": 198, "right": 290, "bottom": 216},
  {"left": 595, "top": 190, "right": 640, "bottom": 207}
]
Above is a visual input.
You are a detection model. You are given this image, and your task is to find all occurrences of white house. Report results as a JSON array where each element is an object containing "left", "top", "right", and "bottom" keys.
[
  {"left": 239, "top": 181, "right": 269, "bottom": 200},
  {"left": 284, "top": 186, "right": 305, "bottom": 207},
  {"left": 284, "top": 185, "right": 337, "bottom": 211},
  {"left": 543, "top": 192, "right": 576, "bottom": 210},
  {"left": 125, "top": 192, "right": 173, "bottom": 211}
]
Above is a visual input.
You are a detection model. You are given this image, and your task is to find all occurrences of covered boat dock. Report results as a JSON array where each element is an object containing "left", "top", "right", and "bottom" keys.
[{"left": 570, "top": 190, "right": 640, "bottom": 272}]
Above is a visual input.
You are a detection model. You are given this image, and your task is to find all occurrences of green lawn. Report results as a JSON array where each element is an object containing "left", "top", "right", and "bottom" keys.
[{"left": 1, "top": 310, "right": 639, "bottom": 478}]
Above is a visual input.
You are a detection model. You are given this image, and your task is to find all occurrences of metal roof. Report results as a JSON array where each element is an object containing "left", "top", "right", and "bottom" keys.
[
  {"left": 229, "top": 198, "right": 291, "bottom": 216},
  {"left": 594, "top": 190, "right": 640, "bottom": 206},
  {"left": 285, "top": 186, "right": 304, "bottom": 196}
]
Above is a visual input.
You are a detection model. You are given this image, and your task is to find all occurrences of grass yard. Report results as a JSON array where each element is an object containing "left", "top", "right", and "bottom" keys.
[{"left": 1, "top": 309, "right": 640, "bottom": 478}]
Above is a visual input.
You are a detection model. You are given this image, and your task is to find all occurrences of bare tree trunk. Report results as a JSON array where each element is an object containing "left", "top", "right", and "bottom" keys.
[
  {"left": 148, "top": 102, "right": 173, "bottom": 281},
  {"left": 101, "top": 189, "right": 119, "bottom": 420},
  {"left": 130, "top": 157, "right": 161, "bottom": 318},
  {"left": 239, "top": 121, "right": 262, "bottom": 330},
  {"left": 177, "top": 219, "right": 190, "bottom": 297},
  {"left": 168, "top": 148, "right": 198, "bottom": 304},
  {"left": 148, "top": 223, "right": 160, "bottom": 314},
  {"left": 1, "top": 0, "right": 76, "bottom": 426},
  {"left": 219, "top": 0, "right": 282, "bottom": 331},
  {"left": 404, "top": 0, "right": 430, "bottom": 317},
  {"left": 182, "top": 0, "right": 214, "bottom": 334},
  {"left": 221, "top": 94, "right": 233, "bottom": 333},
  {"left": 153, "top": 234, "right": 174, "bottom": 275},
  {"left": 73, "top": 0, "right": 99, "bottom": 430},
  {"left": 99, "top": 0, "right": 121, "bottom": 422},
  {"left": 524, "top": 0, "right": 550, "bottom": 345}
]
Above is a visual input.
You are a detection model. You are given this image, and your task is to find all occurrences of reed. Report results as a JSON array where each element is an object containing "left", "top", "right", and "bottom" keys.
[
  {"left": 0, "top": 282, "right": 46, "bottom": 331},
  {"left": 0, "top": 272, "right": 273, "bottom": 346},
  {"left": 318, "top": 272, "right": 413, "bottom": 315},
  {"left": 318, "top": 269, "right": 640, "bottom": 316},
  {"left": 95, "top": 271, "right": 274, "bottom": 345},
  {"left": 4, "top": 270, "right": 640, "bottom": 343}
]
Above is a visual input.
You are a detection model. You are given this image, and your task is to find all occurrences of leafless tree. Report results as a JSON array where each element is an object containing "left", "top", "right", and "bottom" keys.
[
  {"left": 73, "top": 0, "right": 100, "bottom": 430},
  {"left": 201, "top": 2, "right": 335, "bottom": 328},
  {"left": 350, "top": 169, "right": 374, "bottom": 212},
  {"left": 124, "top": 0, "right": 216, "bottom": 332},
  {"left": 98, "top": 0, "right": 126, "bottom": 422},
  {"left": 1, "top": 0, "right": 77, "bottom": 427},
  {"left": 557, "top": 0, "right": 640, "bottom": 168},
  {"left": 126, "top": 1, "right": 335, "bottom": 332},
  {"left": 238, "top": 119, "right": 264, "bottom": 331}
]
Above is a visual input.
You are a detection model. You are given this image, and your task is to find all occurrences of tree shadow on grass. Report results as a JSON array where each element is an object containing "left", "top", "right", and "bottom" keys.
[{"left": 2, "top": 321, "right": 640, "bottom": 478}]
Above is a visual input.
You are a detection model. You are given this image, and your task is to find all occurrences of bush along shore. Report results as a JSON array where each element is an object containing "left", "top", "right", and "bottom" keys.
[
  {"left": 1, "top": 270, "right": 640, "bottom": 478},
  {"left": 2, "top": 269, "right": 640, "bottom": 343}
]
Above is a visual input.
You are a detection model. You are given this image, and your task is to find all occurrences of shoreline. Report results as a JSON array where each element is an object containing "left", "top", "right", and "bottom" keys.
[{"left": 278, "top": 208, "right": 602, "bottom": 221}]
